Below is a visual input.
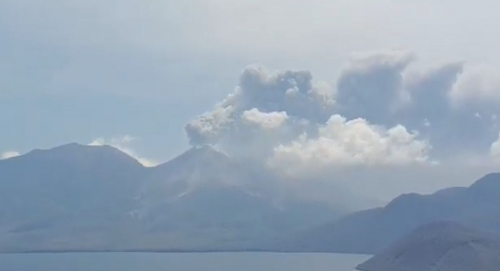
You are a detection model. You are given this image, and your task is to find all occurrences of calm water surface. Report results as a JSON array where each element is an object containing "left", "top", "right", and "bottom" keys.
[{"left": 0, "top": 252, "right": 370, "bottom": 271}]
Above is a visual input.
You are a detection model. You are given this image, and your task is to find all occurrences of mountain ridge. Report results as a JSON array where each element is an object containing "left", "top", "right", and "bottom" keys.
[
  {"left": 0, "top": 143, "right": 342, "bottom": 252},
  {"left": 285, "top": 172, "right": 500, "bottom": 254},
  {"left": 357, "top": 221, "right": 500, "bottom": 271}
]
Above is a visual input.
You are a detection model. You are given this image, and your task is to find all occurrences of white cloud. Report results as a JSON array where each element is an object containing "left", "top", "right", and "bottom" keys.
[
  {"left": 423, "top": 119, "right": 430, "bottom": 127},
  {"left": 491, "top": 133, "right": 500, "bottom": 161},
  {"left": 451, "top": 65, "right": 500, "bottom": 103},
  {"left": 88, "top": 136, "right": 159, "bottom": 167},
  {"left": 241, "top": 109, "right": 288, "bottom": 129},
  {"left": 334, "top": 54, "right": 500, "bottom": 157},
  {"left": 134, "top": 158, "right": 158, "bottom": 168},
  {"left": 1, "top": 151, "right": 20, "bottom": 160},
  {"left": 270, "top": 115, "right": 430, "bottom": 174},
  {"left": 89, "top": 138, "right": 106, "bottom": 146}
]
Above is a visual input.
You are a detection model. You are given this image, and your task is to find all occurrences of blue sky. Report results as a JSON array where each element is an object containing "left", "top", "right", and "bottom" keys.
[{"left": 3, "top": 0, "right": 500, "bottom": 170}]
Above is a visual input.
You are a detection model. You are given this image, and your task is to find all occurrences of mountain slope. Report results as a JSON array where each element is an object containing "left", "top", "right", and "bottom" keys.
[
  {"left": 0, "top": 143, "right": 343, "bottom": 252},
  {"left": 132, "top": 145, "right": 340, "bottom": 250},
  {"left": 288, "top": 173, "right": 500, "bottom": 254},
  {"left": 357, "top": 222, "right": 500, "bottom": 271},
  {"left": 0, "top": 143, "right": 146, "bottom": 221},
  {"left": 0, "top": 143, "right": 147, "bottom": 251}
]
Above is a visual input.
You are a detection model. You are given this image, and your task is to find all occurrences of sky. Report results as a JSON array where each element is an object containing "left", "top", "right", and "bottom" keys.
[{"left": 2, "top": 0, "right": 500, "bottom": 202}]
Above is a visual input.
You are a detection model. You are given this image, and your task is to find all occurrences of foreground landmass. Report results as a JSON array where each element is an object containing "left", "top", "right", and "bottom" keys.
[{"left": 357, "top": 221, "right": 500, "bottom": 271}]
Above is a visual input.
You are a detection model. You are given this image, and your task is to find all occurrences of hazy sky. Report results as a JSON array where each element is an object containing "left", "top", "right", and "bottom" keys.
[{"left": 2, "top": 0, "right": 500, "bottom": 196}]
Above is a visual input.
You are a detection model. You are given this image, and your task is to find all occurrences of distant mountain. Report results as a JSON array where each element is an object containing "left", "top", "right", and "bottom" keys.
[
  {"left": 142, "top": 145, "right": 253, "bottom": 202},
  {"left": 357, "top": 221, "right": 500, "bottom": 271},
  {"left": 0, "top": 143, "right": 341, "bottom": 252},
  {"left": 0, "top": 143, "right": 147, "bottom": 251},
  {"left": 286, "top": 173, "right": 500, "bottom": 254},
  {"left": 130, "top": 145, "right": 340, "bottom": 250}
]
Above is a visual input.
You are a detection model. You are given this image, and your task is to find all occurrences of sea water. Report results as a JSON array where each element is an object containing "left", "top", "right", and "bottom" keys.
[{"left": 0, "top": 252, "right": 370, "bottom": 271}]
